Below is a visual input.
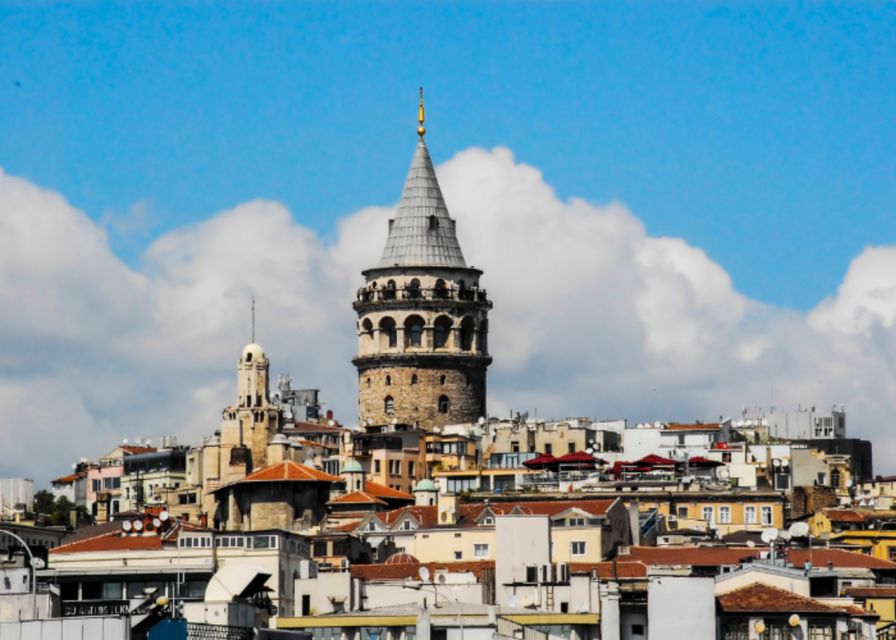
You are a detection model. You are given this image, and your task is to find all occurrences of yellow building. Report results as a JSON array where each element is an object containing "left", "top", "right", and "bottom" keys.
[
  {"left": 343, "top": 496, "right": 631, "bottom": 564},
  {"left": 831, "top": 530, "right": 896, "bottom": 562}
]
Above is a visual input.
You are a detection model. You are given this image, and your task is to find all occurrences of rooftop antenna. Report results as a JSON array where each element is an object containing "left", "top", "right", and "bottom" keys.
[
  {"left": 250, "top": 295, "right": 256, "bottom": 343},
  {"left": 417, "top": 87, "right": 426, "bottom": 138}
]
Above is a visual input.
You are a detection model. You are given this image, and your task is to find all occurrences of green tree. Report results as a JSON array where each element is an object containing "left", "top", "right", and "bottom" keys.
[{"left": 33, "top": 490, "right": 55, "bottom": 515}]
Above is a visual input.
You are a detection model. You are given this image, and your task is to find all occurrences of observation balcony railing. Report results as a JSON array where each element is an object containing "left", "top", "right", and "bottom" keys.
[{"left": 356, "top": 287, "right": 489, "bottom": 304}]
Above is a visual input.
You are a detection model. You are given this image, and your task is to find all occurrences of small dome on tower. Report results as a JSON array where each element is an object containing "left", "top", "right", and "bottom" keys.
[
  {"left": 268, "top": 433, "right": 289, "bottom": 446},
  {"left": 242, "top": 343, "right": 265, "bottom": 363},
  {"left": 413, "top": 478, "right": 437, "bottom": 492},
  {"left": 343, "top": 459, "right": 364, "bottom": 473}
]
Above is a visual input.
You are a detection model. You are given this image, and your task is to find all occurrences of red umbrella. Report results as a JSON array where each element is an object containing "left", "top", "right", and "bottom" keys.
[
  {"left": 523, "top": 453, "right": 558, "bottom": 470},
  {"left": 686, "top": 456, "right": 724, "bottom": 467},
  {"left": 556, "top": 451, "right": 598, "bottom": 468},
  {"left": 635, "top": 454, "right": 677, "bottom": 466}
]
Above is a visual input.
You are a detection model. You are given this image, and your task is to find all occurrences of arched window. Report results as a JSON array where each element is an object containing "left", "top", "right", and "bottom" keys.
[
  {"left": 434, "top": 278, "right": 447, "bottom": 299},
  {"left": 438, "top": 395, "right": 450, "bottom": 414},
  {"left": 407, "top": 278, "right": 421, "bottom": 299},
  {"left": 440, "top": 374, "right": 446, "bottom": 385},
  {"left": 460, "top": 317, "right": 476, "bottom": 351},
  {"left": 404, "top": 315, "right": 425, "bottom": 348},
  {"left": 411, "top": 374, "right": 418, "bottom": 385},
  {"left": 384, "top": 396, "right": 395, "bottom": 415},
  {"left": 385, "top": 375, "right": 392, "bottom": 386},
  {"left": 379, "top": 317, "right": 397, "bottom": 349},
  {"left": 361, "top": 318, "right": 373, "bottom": 334},
  {"left": 246, "top": 353, "right": 252, "bottom": 363},
  {"left": 384, "top": 279, "right": 396, "bottom": 300},
  {"left": 366, "top": 377, "right": 371, "bottom": 388},
  {"left": 433, "top": 316, "right": 452, "bottom": 349}
]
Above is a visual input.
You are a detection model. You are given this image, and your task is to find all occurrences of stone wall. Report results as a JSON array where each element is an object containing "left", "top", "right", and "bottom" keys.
[{"left": 358, "top": 365, "right": 486, "bottom": 428}]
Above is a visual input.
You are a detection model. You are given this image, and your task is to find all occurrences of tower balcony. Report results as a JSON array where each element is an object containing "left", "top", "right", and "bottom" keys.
[{"left": 354, "top": 286, "right": 492, "bottom": 312}]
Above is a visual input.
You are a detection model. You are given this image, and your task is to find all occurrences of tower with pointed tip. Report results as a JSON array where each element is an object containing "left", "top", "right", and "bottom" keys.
[{"left": 353, "top": 91, "right": 492, "bottom": 429}]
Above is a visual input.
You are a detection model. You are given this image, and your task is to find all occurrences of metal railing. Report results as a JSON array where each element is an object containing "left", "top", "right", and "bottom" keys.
[
  {"left": 357, "top": 287, "right": 489, "bottom": 304},
  {"left": 495, "top": 617, "right": 549, "bottom": 640}
]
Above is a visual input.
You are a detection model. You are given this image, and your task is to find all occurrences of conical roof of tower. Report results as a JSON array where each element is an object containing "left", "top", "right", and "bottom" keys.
[{"left": 378, "top": 140, "right": 467, "bottom": 269}]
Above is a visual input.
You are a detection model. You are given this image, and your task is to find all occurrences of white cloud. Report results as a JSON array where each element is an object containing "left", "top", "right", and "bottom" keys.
[{"left": 1, "top": 149, "right": 896, "bottom": 485}]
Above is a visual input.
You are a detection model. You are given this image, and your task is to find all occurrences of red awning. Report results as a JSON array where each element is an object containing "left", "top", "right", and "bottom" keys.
[
  {"left": 635, "top": 454, "right": 677, "bottom": 466},
  {"left": 523, "top": 453, "right": 559, "bottom": 469},
  {"left": 557, "top": 451, "right": 597, "bottom": 464},
  {"left": 686, "top": 456, "right": 724, "bottom": 467}
]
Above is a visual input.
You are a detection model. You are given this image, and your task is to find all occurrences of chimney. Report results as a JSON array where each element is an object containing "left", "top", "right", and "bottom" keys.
[{"left": 437, "top": 493, "right": 458, "bottom": 526}]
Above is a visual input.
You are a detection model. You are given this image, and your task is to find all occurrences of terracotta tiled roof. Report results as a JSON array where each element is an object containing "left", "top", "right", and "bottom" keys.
[
  {"left": 351, "top": 561, "right": 493, "bottom": 581},
  {"left": 51, "top": 473, "right": 81, "bottom": 484},
  {"left": 328, "top": 491, "right": 388, "bottom": 506},
  {"left": 821, "top": 509, "right": 868, "bottom": 523},
  {"left": 286, "top": 422, "right": 346, "bottom": 434},
  {"left": 663, "top": 422, "right": 721, "bottom": 432},
  {"left": 243, "top": 460, "right": 342, "bottom": 483},
  {"left": 570, "top": 561, "right": 649, "bottom": 579},
  {"left": 52, "top": 522, "right": 206, "bottom": 555},
  {"left": 357, "top": 498, "right": 616, "bottom": 532},
  {"left": 617, "top": 546, "right": 896, "bottom": 571},
  {"left": 119, "top": 446, "right": 157, "bottom": 454},
  {"left": 845, "top": 587, "right": 896, "bottom": 598},
  {"left": 363, "top": 482, "right": 414, "bottom": 501},
  {"left": 718, "top": 583, "right": 869, "bottom": 615}
]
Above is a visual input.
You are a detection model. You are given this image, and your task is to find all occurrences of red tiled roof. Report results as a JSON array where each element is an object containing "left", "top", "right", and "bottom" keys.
[
  {"left": 363, "top": 482, "right": 414, "bottom": 501},
  {"left": 51, "top": 473, "right": 81, "bottom": 484},
  {"left": 845, "top": 587, "right": 896, "bottom": 598},
  {"left": 664, "top": 422, "right": 721, "bottom": 431},
  {"left": 329, "top": 491, "right": 388, "bottom": 506},
  {"left": 718, "top": 583, "right": 869, "bottom": 615},
  {"left": 243, "top": 460, "right": 342, "bottom": 483},
  {"left": 570, "top": 561, "right": 649, "bottom": 579},
  {"left": 357, "top": 498, "right": 616, "bottom": 531},
  {"left": 821, "top": 509, "right": 868, "bottom": 523},
  {"left": 350, "top": 560, "right": 493, "bottom": 581},
  {"left": 52, "top": 522, "right": 207, "bottom": 555},
  {"left": 287, "top": 422, "right": 346, "bottom": 433},
  {"left": 618, "top": 546, "right": 896, "bottom": 571},
  {"left": 119, "top": 446, "right": 157, "bottom": 454}
]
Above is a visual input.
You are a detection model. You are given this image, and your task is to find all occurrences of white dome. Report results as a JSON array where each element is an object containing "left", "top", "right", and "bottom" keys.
[{"left": 241, "top": 343, "right": 265, "bottom": 363}]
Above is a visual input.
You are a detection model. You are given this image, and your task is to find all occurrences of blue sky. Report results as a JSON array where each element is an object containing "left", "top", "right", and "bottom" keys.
[{"left": 1, "top": 2, "right": 895, "bottom": 309}]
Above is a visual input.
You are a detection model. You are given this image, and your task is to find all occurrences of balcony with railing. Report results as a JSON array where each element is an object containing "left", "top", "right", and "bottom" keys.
[{"left": 355, "top": 286, "right": 490, "bottom": 307}]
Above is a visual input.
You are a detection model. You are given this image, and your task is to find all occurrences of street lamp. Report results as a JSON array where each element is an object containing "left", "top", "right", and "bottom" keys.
[{"left": 0, "top": 529, "right": 43, "bottom": 618}]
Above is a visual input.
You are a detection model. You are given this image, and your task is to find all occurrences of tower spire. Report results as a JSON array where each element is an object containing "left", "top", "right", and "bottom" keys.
[{"left": 417, "top": 86, "right": 426, "bottom": 138}]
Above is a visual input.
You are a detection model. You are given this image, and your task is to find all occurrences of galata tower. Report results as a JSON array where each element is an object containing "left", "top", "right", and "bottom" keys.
[{"left": 353, "top": 90, "right": 492, "bottom": 429}]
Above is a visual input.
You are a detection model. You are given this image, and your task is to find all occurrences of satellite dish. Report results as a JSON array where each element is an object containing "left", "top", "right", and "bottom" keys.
[
  {"left": 418, "top": 566, "right": 430, "bottom": 582},
  {"left": 746, "top": 540, "right": 756, "bottom": 548},
  {"left": 772, "top": 459, "right": 781, "bottom": 468},
  {"left": 123, "top": 438, "right": 129, "bottom": 444},
  {"left": 122, "top": 521, "right": 132, "bottom": 532},
  {"left": 159, "top": 511, "right": 170, "bottom": 522},
  {"left": 789, "top": 522, "right": 810, "bottom": 538},
  {"left": 438, "top": 574, "right": 447, "bottom": 584},
  {"left": 133, "top": 520, "right": 144, "bottom": 532},
  {"left": 586, "top": 448, "right": 594, "bottom": 455},
  {"left": 31, "top": 557, "right": 46, "bottom": 570},
  {"left": 478, "top": 417, "right": 486, "bottom": 425},
  {"left": 152, "top": 518, "right": 162, "bottom": 529},
  {"left": 328, "top": 420, "right": 335, "bottom": 427},
  {"left": 779, "top": 531, "right": 792, "bottom": 541},
  {"left": 760, "top": 528, "right": 779, "bottom": 543}
]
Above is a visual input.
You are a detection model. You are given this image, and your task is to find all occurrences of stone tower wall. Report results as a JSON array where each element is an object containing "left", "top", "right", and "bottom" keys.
[{"left": 357, "top": 364, "right": 486, "bottom": 428}]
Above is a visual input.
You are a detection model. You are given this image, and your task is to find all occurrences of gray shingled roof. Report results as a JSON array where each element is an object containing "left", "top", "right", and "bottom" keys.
[{"left": 379, "top": 140, "right": 467, "bottom": 269}]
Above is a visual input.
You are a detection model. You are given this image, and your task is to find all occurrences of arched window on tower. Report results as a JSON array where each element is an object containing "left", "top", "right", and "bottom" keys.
[
  {"left": 404, "top": 315, "right": 424, "bottom": 348},
  {"left": 460, "top": 317, "right": 476, "bottom": 351},
  {"left": 434, "top": 278, "right": 447, "bottom": 299},
  {"left": 384, "top": 279, "right": 397, "bottom": 300},
  {"left": 438, "top": 395, "right": 450, "bottom": 414},
  {"left": 440, "top": 374, "right": 446, "bottom": 385},
  {"left": 407, "top": 278, "right": 421, "bottom": 300},
  {"left": 433, "top": 316, "right": 452, "bottom": 349},
  {"left": 411, "top": 374, "right": 418, "bottom": 385},
  {"left": 379, "top": 317, "right": 397, "bottom": 349},
  {"left": 384, "top": 396, "right": 395, "bottom": 415},
  {"left": 385, "top": 375, "right": 392, "bottom": 386}
]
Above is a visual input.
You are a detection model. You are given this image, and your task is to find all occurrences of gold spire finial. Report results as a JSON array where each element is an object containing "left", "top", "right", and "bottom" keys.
[{"left": 417, "top": 86, "right": 426, "bottom": 138}]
